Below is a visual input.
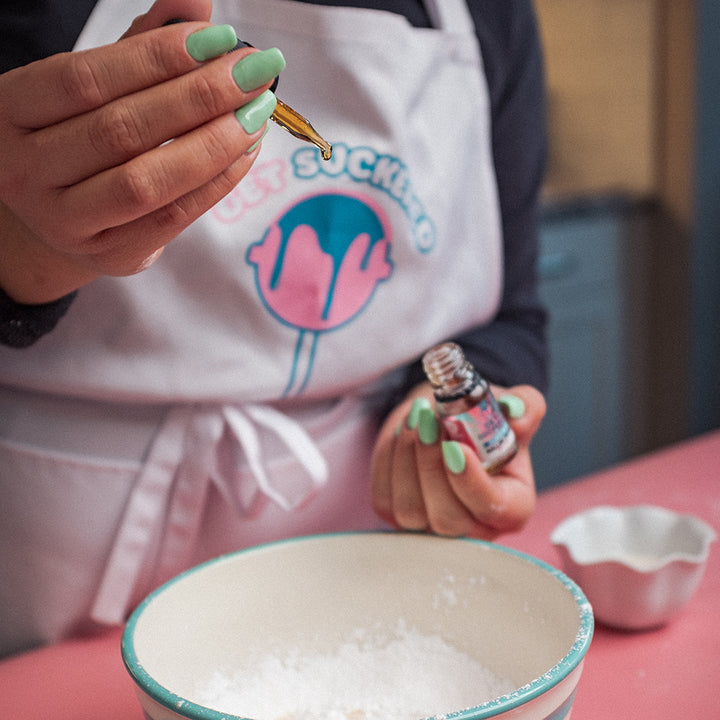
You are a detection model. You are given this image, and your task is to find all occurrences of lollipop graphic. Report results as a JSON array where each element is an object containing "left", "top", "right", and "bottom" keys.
[{"left": 247, "top": 192, "right": 393, "bottom": 395}]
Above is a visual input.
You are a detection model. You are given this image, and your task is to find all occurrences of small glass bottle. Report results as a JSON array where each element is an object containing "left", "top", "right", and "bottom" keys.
[{"left": 422, "top": 342, "right": 518, "bottom": 474}]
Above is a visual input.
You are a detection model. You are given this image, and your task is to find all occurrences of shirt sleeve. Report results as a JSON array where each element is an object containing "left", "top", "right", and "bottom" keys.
[
  {"left": 460, "top": 0, "right": 548, "bottom": 392},
  {"left": 0, "top": 288, "right": 77, "bottom": 348},
  {"left": 0, "top": 0, "right": 99, "bottom": 74},
  {"left": 385, "top": 0, "right": 549, "bottom": 406}
]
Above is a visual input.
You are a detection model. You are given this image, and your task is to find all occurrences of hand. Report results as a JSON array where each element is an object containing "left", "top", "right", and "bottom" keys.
[
  {"left": 371, "top": 381, "right": 546, "bottom": 540},
  {"left": 0, "top": 0, "right": 280, "bottom": 303}
]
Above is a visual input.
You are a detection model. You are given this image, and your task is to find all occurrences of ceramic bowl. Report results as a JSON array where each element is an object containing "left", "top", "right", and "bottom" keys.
[
  {"left": 551, "top": 505, "right": 716, "bottom": 630},
  {"left": 122, "top": 532, "right": 593, "bottom": 720}
]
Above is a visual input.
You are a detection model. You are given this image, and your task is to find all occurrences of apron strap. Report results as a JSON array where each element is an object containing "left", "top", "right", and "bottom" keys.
[
  {"left": 91, "top": 405, "right": 193, "bottom": 625},
  {"left": 91, "top": 403, "right": 328, "bottom": 625},
  {"left": 421, "top": 0, "right": 475, "bottom": 33},
  {"left": 152, "top": 409, "right": 225, "bottom": 588},
  {"left": 225, "top": 404, "right": 328, "bottom": 512}
]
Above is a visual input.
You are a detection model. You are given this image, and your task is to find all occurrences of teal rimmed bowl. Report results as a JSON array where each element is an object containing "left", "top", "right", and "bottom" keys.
[{"left": 122, "top": 532, "right": 593, "bottom": 720}]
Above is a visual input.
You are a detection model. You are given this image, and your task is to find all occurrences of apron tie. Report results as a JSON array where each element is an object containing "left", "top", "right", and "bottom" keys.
[
  {"left": 223, "top": 404, "right": 328, "bottom": 513},
  {"left": 91, "top": 403, "right": 328, "bottom": 625}
]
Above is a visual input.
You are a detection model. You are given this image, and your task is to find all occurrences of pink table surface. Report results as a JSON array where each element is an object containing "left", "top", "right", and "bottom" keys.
[{"left": 2, "top": 430, "right": 719, "bottom": 719}]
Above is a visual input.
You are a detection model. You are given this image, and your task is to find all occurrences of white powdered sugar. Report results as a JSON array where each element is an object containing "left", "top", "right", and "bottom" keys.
[{"left": 194, "top": 622, "right": 514, "bottom": 720}]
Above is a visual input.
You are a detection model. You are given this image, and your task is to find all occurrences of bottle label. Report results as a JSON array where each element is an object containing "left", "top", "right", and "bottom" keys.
[{"left": 443, "top": 395, "right": 516, "bottom": 468}]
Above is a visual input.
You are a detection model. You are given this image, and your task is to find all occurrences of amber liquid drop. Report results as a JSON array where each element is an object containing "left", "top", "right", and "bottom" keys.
[{"left": 272, "top": 99, "right": 333, "bottom": 160}]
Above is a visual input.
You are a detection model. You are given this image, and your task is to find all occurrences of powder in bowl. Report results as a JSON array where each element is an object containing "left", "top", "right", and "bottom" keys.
[{"left": 192, "top": 621, "right": 515, "bottom": 720}]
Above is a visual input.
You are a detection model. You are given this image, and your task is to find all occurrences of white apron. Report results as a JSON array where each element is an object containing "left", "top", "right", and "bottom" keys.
[{"left": 0, "top": 0, "right": 502, "bottom": 653}]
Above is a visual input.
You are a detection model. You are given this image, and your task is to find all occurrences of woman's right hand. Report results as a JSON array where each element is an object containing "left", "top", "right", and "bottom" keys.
[{"left": 0, "top": 0, "right": 283, "bottom": 304}]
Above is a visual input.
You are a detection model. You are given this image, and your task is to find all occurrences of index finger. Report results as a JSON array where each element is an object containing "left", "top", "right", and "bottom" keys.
[{"left": 2, "top": 22, "right": 235, "bottom": 129}]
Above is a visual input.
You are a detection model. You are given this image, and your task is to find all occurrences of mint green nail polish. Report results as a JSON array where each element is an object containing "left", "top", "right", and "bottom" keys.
[
  {"left": 442, "top": 441, "right": 466, "bottom": 474},
  {"left": 235, "top": 90, "right": 277, "bottom": 133},
  {"left": 232, "top": 48, "right": 286, "bottom": 91},
  {"left": 245, "top": 125, "right": 269, "bottom": 154},
  {"left": 186, "top": 24, "right": 238, "bottom": 62},
  {"left": 418, "top": 407, "right": 439, "bottom": 445},
  {"left": 498, "top": 394, "right": 526, "bottom": 420},
  {"left": 407, "top": 397, "right": 432, "bottom": 430}
]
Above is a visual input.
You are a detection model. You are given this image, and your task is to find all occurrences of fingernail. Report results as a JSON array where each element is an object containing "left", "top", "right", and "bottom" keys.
[
  {"left": 235, "top": 90, "right": 277, "bottom": 133},
  {"left": 442, "top": 441, "right": 466, "bottom": 474},
  {"left": 245, "top": 125, "right": 269, "bottom": 154},
  {"left": 417, "top": 407, "right": 439, "bottom": 445},
  {"left": 407, "top": 397, "right": 432, "bottom": 430},
  {"left": 498, "top": 394, "right": 526, "bottom": 420},
  {"left": 232, "top": 48, "right": 286, "bottom": 91},
  {"left": 136, "top": 247, "right": 164, "bottom": 272},
  {"left": 186, "top": 24, "right": 238, "bottom": 62}
]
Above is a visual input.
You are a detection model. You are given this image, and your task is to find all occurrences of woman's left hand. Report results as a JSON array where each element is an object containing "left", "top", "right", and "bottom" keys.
[{"left": 371, "top": 381, "right": 546, "bottom": 540}]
